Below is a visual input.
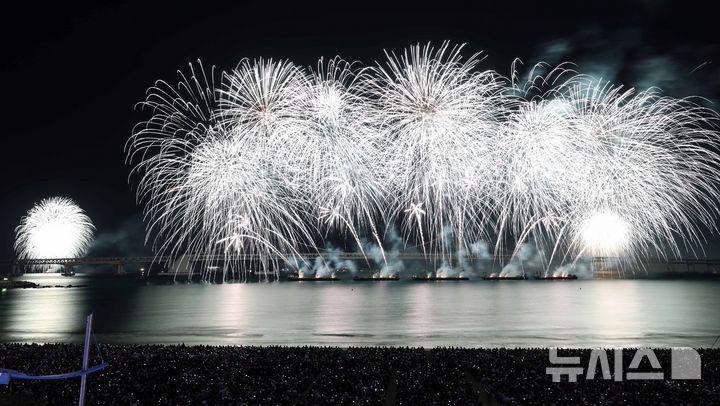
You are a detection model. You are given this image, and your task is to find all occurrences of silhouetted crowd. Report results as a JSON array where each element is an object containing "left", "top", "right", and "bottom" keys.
[{"left": 1, "top": 344, "right": 718, "bottom": 405}]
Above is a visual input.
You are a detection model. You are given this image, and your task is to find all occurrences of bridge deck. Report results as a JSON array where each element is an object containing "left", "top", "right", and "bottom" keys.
[{"left": 7, "top": 254, "right": 720, "bottom": 267}]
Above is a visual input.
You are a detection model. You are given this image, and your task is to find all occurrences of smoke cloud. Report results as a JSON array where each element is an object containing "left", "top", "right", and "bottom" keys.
[
  {"left": 87, "top": 215, "right": 151, "bottom": 257},
  {"left": 499, "top": 243, "right": 545, "bottom": 277}
]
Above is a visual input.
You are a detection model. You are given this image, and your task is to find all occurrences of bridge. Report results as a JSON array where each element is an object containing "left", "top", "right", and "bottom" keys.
[
  {"left": 7, "top": 253, "right": 505, "bottom": 275},
  {"left": 4, "top": 254, "right": 720, "bottom": 276}
]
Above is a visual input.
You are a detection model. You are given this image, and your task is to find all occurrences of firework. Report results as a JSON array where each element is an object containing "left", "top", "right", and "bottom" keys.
[
  {"left": 558, "top": 79, "right": 720, "bottom": 265},
  {"left": 129, "top": 60, "right": 322, "bottom": 280},
  {"left": 128, "top": 44, "right": 720, "bottom": 280},
  {"left": 15, "top": 197, "right": 94, "bottom": 270},
  {"left": 366, "top": 42, "right": 510, "bottom": 260},
  {"left": 128, "top": 61, "right": 225, "bottom": 277},
  {"left": 295, "top": 57, "right": 387, "bottom": 266},
  {"left": 501, "top": 71, "right": 720, "bottom": 272}
]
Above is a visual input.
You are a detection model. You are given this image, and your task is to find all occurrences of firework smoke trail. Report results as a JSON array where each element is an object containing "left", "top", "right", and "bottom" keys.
[
  {"left": 367, "top": 42, "right": 509, "bottom": 264},
  {"left": 15, "top": 197, "right": 95, "bottom": 271}
]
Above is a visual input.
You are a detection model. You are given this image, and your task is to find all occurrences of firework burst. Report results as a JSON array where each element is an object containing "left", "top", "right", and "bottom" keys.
[
  {"left": 367, "top": 42, "right": 510, "bottom": 260},
  {"left": 128, "top": 61, "right": 318, "bottom": 280},
  {"left": 500, "top": 70, "right": 720, "bottom": 272},
  {"left": 294, "top": 57, "right": 388, "bottom": 266},
  {"left": 15, "top": 197, "right": 94, "bottom": 270},
  {"left": 559, "top": 79, "right": 720, "bottom": 265},
  {"left": 128, "top": 44, "right": 720, "bottom": 280}
]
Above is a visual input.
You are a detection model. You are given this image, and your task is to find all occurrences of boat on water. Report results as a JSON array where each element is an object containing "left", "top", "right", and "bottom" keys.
[
  {"left": 412, "top": 276, "right": 469, "bottom": 281},
  {"left": 61, "top": 271, "right": 76, "bottom": 277},
  {"left": 536, "top": 275, "right": 578, "bottom": 280},
  {"left": 353, "top": 276, "right": 399, "bottom": 281},
  {"left": 482, "top": 275, "right": 528, "bottom": 280},
  {"left": 287, "top": 275, "right": 339, "bottom": 281}
]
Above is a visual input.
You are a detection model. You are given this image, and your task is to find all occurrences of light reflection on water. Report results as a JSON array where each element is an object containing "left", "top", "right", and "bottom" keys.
[{"left": 0, "top": 274, "right": 718, "bottom": 348}]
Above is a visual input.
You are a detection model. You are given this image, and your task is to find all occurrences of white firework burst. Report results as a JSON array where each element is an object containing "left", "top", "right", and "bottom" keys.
[
  {"left": 128, "top": 61, "right": 223, "bottom": 273},
  {"left": 15, "top": 197, "right": 94, "bottom": 270},
  {"left": 295, "top": 57, "right": 387, "bottom": 264},
  {"left": 502, "top": 70, "right": 720, "bottom": 271},
  {"left": 128, "top": 44, "right": 720, "bottom": 280},
  {"left": 559, "top": 78, "right": 720, "bottom": 265},
  {"left": 218, "top": 57, "right": 308, "bottom": 150},
  {"left": 129, "top": 61, "right": 315, "bottom": 280},
  {"left": 366, "top": 41, "right": 509, "bottom": 259}
]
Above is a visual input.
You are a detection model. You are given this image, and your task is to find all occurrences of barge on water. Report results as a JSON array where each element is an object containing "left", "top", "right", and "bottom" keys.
[
  {"left": 412, "top": 276, "right": 469, "bottom": 281},
  {"left": 353, "top": 276, "right": 400, "bottom": 281},
  {"left": 481, "top": 275, "right": 528, "bottom": 280},
  {"left": 287, "top": 276, "right": 340, "bottom": 281},
  {"left": 535, "top": 275, "right": 578, "bottom": 280}
]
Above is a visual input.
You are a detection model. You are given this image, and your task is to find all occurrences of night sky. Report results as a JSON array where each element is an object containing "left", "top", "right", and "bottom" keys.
[{"left": 2, "top": 0, "right": 719, "bottom": 259}]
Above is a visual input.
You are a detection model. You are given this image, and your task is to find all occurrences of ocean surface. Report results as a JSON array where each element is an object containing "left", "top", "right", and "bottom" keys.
[{"left": 1, "top": 274, "right": 718, "bottom": 348}]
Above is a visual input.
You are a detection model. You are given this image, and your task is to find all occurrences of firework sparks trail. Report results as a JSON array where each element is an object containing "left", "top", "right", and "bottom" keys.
[
  {"left": 15, "top": 197, "right": 95, "bottom": 271},
  {"left": 366, "top": 42, "right": 510, "bottom": 264},
  {"left": 127, "top": 44, "right": 720, "bottom": 280},
  {"left": 128, "top": 61, "right": 316, "bottom": 281},
  {"left": 501, "top": 69, "right": 720, "bottom": 273},
  {"left": 293, "top": 57, "right": 388, "bottom": 269},
  {"left": 559, "top": 78, "right": 720, "bottom": 269}
]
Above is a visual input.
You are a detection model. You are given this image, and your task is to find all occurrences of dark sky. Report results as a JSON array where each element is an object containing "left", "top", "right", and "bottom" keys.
[{"left": 2, "top": 0, "right": 719, "bottom": 259}]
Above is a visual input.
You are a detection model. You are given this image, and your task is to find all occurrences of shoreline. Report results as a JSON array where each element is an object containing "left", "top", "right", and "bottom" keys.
[{"left": 0, "top": 280, "right": 87, "bottom": 289}]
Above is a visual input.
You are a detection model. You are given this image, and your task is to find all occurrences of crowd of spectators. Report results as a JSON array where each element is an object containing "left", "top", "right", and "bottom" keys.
[{"left": 1, "top": 344, "right": 718, "bottom": 405}]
